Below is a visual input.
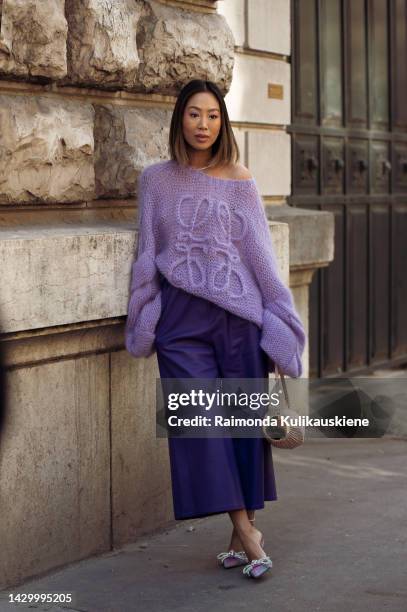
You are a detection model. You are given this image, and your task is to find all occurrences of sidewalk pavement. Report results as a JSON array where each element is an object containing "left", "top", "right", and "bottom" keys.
[{"left": 1, "top": 436, "right": 406, "bottom": 612}]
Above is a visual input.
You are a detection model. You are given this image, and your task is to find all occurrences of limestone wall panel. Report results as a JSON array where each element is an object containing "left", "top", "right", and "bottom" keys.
[
  {"left": 94, "top": 104, "right": 171, "bottom": 199},
  {"left": 224, "top": 53, "right": 290, "bottom": 125},
  {"left": 247, "top": 0, "right": 290, "bottom": 55},
  {"left": 0, "top": 95, "right": 95, "bottom": 204},
  {"left": 0, "top": 0, "right": 67, "bottom": 80},
  {"left": 111, "top": 351, "right": 173, "bottom": 544},
  {"left": 0, "top": 224, "right": 134, "bottom": 333},
  {"left": 136, "top": 0, "right": 234, "bottom": 95},
  {"left": 65, "top": 0, "right": 141, "bottom": 89},
  {"left": 0, "top": 355, "right": 111, "bottom": 588},
  {"left": 247, "top": 130, "right": 291, "bottom": 196}
]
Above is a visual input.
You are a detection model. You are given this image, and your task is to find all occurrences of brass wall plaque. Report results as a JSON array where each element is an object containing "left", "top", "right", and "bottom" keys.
[{"left": 268, "top": 83, "right": 283, "bottom": 99}]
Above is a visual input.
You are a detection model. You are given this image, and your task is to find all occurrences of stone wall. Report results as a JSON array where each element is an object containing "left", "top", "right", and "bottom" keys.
[
  {"left": 0, "top": 0, "right": 333, "bottom": 591},
  {"left": 0, "top": 0, "right": 233, "bottom": 208},
  {"left": 0, "top": 0, "right": 236, "bottom": 590}
]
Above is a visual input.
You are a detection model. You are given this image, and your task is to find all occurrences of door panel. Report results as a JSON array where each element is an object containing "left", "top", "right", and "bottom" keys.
[
  {"left": 321, "top": 0, "right": 343, "bottom": 126},
  {"left": 322, "top": 137, "right": 345, "bottom": 194},
  {"left": 371, "top": 141, "right": 392, "bottom": 194},
  {"left": 370, "top": 0, "right": 389, "bottom": 129},
  {"left": 370, "top": 203, "right": 391, "bottom": 363},
  {"left": 293, "top": 0, "right": 318, "bottom": 125},
  {"left": 347, "top": 139, "right": 369, "bottom": 194},
  {"left": 293, "top": 134, "right": 320, "bottom": 194},
  {"left": 393, "top": 142, "right": 407, "bottom": 192},
  {"left": 322, "top": 205, "right": 345, "bottom": 374},
  {"left": 345, "top": 0, "right": 368, "bottom": 128},
  {"left": 347, "top": 204, "right": 368, "bottom": 370},
  {"left": 391, "top": 204, "right": 407, "bottom": 358},
  {"left": 392, "top": 0, "right": 407, "bottom": 130}
]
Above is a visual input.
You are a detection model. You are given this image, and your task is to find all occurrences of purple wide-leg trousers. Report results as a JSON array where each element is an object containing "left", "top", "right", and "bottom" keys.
[{"left": 155, "top": 275, "right": 278, "bottom": 520}]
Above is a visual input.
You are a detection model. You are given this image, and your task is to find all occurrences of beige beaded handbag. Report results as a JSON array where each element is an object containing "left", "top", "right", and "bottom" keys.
[{"left": 262, "top": 366, "right": 305, "bottom": 449}]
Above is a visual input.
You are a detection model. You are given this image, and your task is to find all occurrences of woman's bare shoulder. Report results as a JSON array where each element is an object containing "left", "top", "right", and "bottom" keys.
[{"left": 223, "top": 162, "right": 253, "bottom": 180}]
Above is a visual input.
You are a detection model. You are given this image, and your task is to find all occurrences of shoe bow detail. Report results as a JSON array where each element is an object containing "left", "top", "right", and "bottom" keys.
[
  {"left": 242, "top": 556, "right": 273, "bottom": 578},
  {"left": 217, "top": 550, "right": 248, "bottom": 568}
]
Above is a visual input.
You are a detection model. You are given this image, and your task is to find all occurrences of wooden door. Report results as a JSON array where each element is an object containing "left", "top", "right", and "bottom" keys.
[{"left": 290, "top": 0, "right": 407, "bottom": 377}]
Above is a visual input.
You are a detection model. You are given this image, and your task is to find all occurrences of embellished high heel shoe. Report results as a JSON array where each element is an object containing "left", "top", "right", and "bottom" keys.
[
  {"left": 217, "top": 549, "right": 248, "bottom": 569},
  {"left": 242, "top": 556, "right": 273, "bottom": 579}
]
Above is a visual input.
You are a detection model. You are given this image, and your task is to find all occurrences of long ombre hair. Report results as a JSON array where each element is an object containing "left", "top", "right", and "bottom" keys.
[{"left": 169, "top": 79, "right": 239, "bottom": 168}]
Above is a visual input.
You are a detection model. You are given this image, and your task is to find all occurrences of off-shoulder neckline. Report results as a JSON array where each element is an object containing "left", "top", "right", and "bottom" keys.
[{"left": 171, "top": 160, "right": 256, "bottom": 185}]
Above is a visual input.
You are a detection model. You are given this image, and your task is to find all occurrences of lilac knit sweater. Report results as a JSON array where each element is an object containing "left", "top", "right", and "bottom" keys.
[{"left": 125, "top": 160, "right": 306, "bottom": 378}]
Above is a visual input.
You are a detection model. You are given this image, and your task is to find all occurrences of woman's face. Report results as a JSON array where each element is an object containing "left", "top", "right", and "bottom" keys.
[{"left": 182, "top": 91, "right": 222, "bottom": 154}]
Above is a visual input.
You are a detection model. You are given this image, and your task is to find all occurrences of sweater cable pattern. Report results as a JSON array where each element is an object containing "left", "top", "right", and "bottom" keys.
[{"left": 170, "top": 195, "right": 248, "bottom": 297}]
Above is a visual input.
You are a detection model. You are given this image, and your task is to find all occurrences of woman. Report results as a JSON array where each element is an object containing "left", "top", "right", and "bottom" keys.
[{"left": 125, "top": 79, "right": 306, "bottom": 579}]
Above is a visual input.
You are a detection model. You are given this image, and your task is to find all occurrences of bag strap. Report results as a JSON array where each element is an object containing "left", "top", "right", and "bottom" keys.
[{"left": 274, "top": 365, "right": 291, "bottom": 411}]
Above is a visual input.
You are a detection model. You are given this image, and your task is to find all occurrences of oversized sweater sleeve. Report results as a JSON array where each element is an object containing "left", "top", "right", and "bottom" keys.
[
  {"left": 244, "top": 182, "right": 306, "bottom": 378},
  {"left": 124, "top": 169, "right": 162, "bottom": 358}
]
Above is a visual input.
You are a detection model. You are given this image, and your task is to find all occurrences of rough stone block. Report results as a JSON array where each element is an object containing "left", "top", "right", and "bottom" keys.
[
  {"left": 64, "top": 0, "right": 234, "bottom": 94},
  {"left": 94, "top": 104, "right": 171, "bottom": 199},
  {"left": 0, "top": 0, "right": 67, "bottom": 80},
  {"left": 65, "top": 0, "right": 141, "bottom": 89},
  {"left": 136, "top": 0, "right": 234, "bottom": 95},
  {"left": 0, "top": 94, "right": 95, "bottom": 204},
  {"left": 269, "top": 205, "right": 335, "bottom": 268},
  {"left": 0, "top": 223, "right": 135, "bottom": 333}
]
